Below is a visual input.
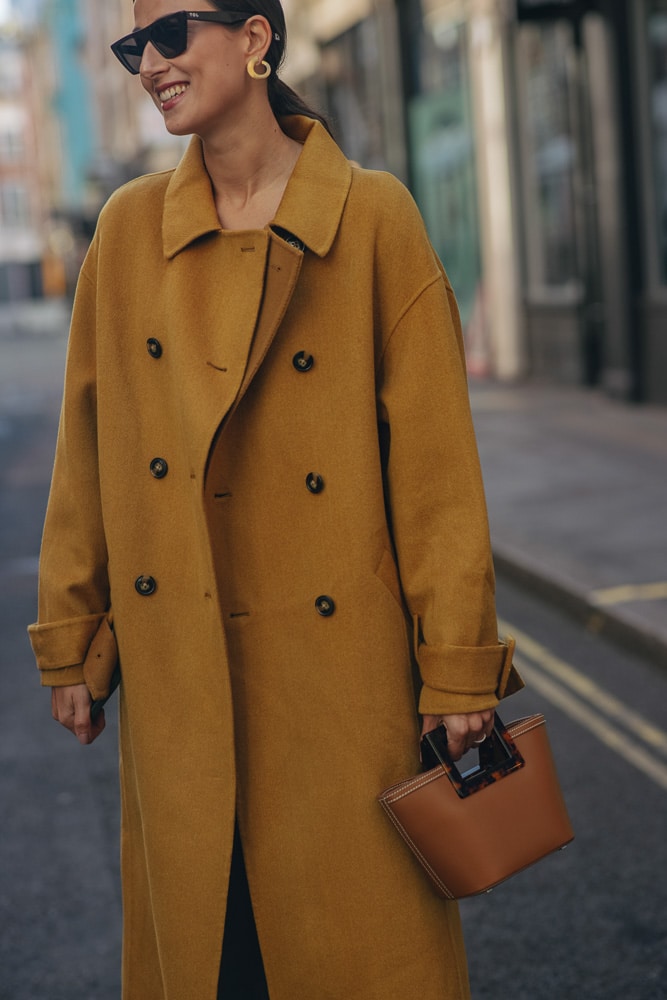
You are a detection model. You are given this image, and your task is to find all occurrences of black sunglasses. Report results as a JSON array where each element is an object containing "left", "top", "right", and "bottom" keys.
[{"left": 110, "top": 10, "right": 259, "bottom": 75}]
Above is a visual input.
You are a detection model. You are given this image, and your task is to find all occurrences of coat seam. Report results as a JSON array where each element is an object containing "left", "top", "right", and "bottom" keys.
[
  {"left": 78, "top": 262, "right": 96, "bottom": 289},
  {"left": 377, "top": 271, "right": 444, "bottom": 372}
]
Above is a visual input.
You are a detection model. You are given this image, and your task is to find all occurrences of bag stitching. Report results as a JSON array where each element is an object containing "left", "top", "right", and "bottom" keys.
[{"left": 378, "top": 799, "right": 454, "bottom": 898}]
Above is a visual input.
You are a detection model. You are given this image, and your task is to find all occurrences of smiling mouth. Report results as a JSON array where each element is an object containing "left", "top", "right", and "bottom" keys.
[{"left": 157, "top": 83, "right": 189, "bottom": 107}]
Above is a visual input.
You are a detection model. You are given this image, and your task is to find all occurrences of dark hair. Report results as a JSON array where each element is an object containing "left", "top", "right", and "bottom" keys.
[{"left": 210, "top": 0, "right": 331, "bottom": 133}]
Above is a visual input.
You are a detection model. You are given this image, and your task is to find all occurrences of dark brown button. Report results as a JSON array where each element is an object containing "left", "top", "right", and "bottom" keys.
[
  {"left": 306, "top": 473, "right": 324, "bottom": 494},
  {"left": 273, "top": 226, "right": 305, "bottom": 252},
  {"left": 147, "top": 338, "right": 163, "bottom": 359},
  {"left": 284, "top": 235, "right": 305, "bottom": 251},
  {"left": 150, "top": 458, "right": 168, "bottom": 479},
  {"left": 135, "top": 575, "right": 157, "bottom": 596},
  {"left": 293, "top": 351, "right": 314, "bottom": 372},
  {"left": 315, "top": 595, "right": 335, "bottom": 617}
]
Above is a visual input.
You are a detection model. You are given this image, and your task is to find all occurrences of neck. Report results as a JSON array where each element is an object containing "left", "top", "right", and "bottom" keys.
[{"left": 201, "top": 103, "right": 301, "bottom": 211}]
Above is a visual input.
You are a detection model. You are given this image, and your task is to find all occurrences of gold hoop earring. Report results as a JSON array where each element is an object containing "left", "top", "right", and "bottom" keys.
[{"left": 247, "top": 59, "right": 272, "bottom": 80}]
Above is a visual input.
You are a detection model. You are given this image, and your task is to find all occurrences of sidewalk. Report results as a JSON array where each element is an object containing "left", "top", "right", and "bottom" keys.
[
  {"left": 0, "top": 297, "right": 70, "bottom": 339},
  {"left": 469, "top": 379, "right": 667, "bottom": 667},
  {"left": 0, "top": 301, "right": 69, "bottom": 427}
]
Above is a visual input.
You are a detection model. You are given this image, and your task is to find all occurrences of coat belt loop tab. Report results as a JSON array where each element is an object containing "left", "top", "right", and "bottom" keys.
[{"left": 496, "top": 634, "right": 517, "bottom": 699}]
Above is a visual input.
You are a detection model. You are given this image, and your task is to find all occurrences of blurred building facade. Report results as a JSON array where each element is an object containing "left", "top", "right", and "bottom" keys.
[
  {"left": 0, "top": 0, "right": 185, "bottom": 300},
  {"left": 285, "top": 0, "right": 667, "bottom": 404},
  {"left": 76, "top": 0, "right": 187, "bottom": 212},
  {"left": 5, "top": 0, "right": 667, "bottom": 403},
  {"left": 0, "top": 24, "right": 52, "bottom": 299}
]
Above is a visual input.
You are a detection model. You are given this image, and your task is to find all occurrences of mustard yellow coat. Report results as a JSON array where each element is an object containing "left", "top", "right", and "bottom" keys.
[{"left": 29, "top": 117, "right": 521, "bottom": 1000}]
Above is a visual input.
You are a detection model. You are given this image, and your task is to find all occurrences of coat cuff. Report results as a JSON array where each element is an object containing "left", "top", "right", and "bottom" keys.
[
  {"left": 417, "top": 635, "right": 523, "bottom": 715},
  {"left": 39, "top": 665, "right": 87, "bottom": 688},
  {"left": 28, "top": 612, "right": 106, "bottom": 669},
  {"left": 28, "top": 613, "right": 119, "bottom": 696}
]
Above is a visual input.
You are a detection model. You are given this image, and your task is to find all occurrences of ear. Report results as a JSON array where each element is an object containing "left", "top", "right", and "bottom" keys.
[{"left": 244, "top": 15, "right": 272, "bottom": 62}]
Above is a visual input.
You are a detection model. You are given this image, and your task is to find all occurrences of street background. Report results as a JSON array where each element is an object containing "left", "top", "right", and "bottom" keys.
[
  {"left": 1, "top": 301, "right": 666, "bottom": 999},
  {"left": 5, "top": 1, "right": 667, "bottom": 405},
  {"left": 3, "top": 0, "right": 667, "bottom": 995}
]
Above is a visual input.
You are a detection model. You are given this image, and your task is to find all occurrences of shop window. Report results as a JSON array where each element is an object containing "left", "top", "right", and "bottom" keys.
[
  {"left": 0, "top": 106, "right": 28, "bottom": 163},
  {"left": 321, "top": 18, "right": 387, "bottom": 170},
  {"left": 517, "top": 22, "right": 580, "bottom": 296},
  {"left": 0, "top": 47, "right": 23, "bottom": 97},
  {"left": 0, "top": 128, "right": 25, "bottom": 163},
  {"left": 0, "top": 183, "right": 32, "bottom": 228},
  {"left": 407, "top": 13, "right": 481, "bottom": 325},
  {"left": 647, "top": 0, "right": 667, "bottom": 283}
]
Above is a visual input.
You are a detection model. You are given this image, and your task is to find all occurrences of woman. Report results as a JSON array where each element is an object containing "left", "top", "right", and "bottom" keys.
[{"left": 29, "top": 2, "right": 522, "bottom": 998}]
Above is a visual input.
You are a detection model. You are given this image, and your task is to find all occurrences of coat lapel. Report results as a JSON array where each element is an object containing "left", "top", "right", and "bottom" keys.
[
  {"left": 162, "top": 231, "right": 270, "bottom": 479},
  {"left": 270, "top": 117, "right": 353, "bottom": 258},
  {"left": 227, "top": 235, "right": 304, "bottom": 422},
  {"left": 160, "top": 118, "right": 353, "bottom": 476},
  {"left": 227, "top": 118, "right": 353, "bottom": 422},
  {"left": 161, "top": 118, "right": 353, "bottom": 264},
  {"left": 162, "top": 138, "right": 221, "bottom": 259}
]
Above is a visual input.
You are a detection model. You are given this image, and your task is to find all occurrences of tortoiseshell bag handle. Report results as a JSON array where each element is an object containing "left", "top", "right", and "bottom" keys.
[{"left": 421, "top": 714, "right": 525, "bottom": 799}]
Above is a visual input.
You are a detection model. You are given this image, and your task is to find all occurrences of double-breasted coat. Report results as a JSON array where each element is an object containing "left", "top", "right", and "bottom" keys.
[{"left": 29, "top": 117, "right": 522, "bottom": 999}]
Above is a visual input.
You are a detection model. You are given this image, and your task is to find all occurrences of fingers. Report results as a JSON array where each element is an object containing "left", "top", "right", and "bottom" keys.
[
  {"left": 420, "top": 714, "right": 442, "bottom": 740},
  {"left": 465, "top": 709, "right": 495, "bottom": 749},
  {"left": 422, "top": 710, "right": 496, "bottom": 762},
  {"left": 51, "top": 684, "right": 106, "bottom": 745},
  {"left": 439, "top": 716, "right": 469, "bottom": 761}
]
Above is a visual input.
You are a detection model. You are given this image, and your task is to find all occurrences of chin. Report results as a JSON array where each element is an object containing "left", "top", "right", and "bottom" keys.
[
  {"left": 163, "top": 121, "right": 194, "bottom": 137},
  {"left": 158, "top": 110, "right": 197, "bottom": 137}
]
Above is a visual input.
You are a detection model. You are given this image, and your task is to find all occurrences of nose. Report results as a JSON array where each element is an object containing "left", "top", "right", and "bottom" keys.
[{"left": 139, "top": 40, "right": 170, "bottom": 79}]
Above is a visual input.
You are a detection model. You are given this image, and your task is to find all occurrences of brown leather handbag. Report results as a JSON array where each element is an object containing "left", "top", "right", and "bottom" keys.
[{"left": 378, "top": 714, "right": 574, "bottom": 899}]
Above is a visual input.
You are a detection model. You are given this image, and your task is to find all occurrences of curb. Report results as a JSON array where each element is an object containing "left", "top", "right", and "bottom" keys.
[{"left": 493, "top": 542, "right": 667, "bottom": 670}]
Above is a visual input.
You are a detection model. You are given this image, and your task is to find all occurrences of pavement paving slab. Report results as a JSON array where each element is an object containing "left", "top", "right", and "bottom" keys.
[{"left": 470, "top": 379, "right": 667, "bottom": 666}]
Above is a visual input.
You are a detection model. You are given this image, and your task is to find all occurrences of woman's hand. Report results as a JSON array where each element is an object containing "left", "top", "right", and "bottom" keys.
[
  {"left": 421, "top": 710, "right": 495, "bottom": 762},
  {"left": 51, "top": 684, "right": 106, "bottom": 745}
]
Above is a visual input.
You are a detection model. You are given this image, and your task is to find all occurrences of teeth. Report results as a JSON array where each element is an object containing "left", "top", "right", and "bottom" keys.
[{"left": 159, "top": 84, "right": 188, "bottom": 104}]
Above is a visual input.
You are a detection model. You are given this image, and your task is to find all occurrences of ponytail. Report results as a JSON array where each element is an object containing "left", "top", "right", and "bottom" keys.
[{"left": 268, "top": 78, "right": 332, "bottom": 135}]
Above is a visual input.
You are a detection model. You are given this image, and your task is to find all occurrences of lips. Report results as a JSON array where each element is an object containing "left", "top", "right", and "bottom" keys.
[{"left": 156, "top": 82, "right": 189, "bottom": 109}]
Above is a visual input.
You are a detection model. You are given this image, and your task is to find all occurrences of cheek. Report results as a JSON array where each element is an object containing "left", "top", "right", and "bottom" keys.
[
  {"left": 140, "top": 77, "right": 161, "bottom": 112},
  {"left": 210, "top": 61, "right": 248, "bottom": 98}
]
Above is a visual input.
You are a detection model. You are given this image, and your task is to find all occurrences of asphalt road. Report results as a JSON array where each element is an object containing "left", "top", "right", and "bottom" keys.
[
  {"left": 1, "top": 324, "right": 666, "bottom": 999},
  {"left": 0, "top": 326, "right": 123, "bottom": 1000},
  {"left": 460, "top": 578, "right": 667, "bottom": 1000}
]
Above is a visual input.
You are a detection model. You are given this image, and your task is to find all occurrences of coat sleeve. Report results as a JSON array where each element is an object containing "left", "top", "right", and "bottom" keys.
[
  {"left": 376, "top": 266, "right": 522, "bottom": 715},
  {"left": 27, "top": 243, "right": 114, "bottom": 688}
]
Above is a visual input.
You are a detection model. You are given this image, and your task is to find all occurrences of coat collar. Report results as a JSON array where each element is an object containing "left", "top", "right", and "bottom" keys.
[{"left": 162, "top": 116, "right": 352, "bottom": 260}]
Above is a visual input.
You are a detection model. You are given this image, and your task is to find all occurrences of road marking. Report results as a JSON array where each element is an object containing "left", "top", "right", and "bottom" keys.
[
  {"left": 500, "top": 619, "right": 667, "bottom": 792},
  {"left": 514, "top": 658, "right": 667, "bottom": 793},
  {"left": 500, "top": 619, "right": 667, "bottom": 755},
  {"left": 589, "top": 582, "right": 667, "bottom": 606}
]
